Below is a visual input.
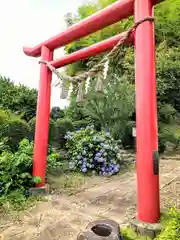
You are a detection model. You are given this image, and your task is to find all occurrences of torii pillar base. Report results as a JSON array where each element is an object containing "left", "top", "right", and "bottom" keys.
[{"left": 130, "top": 219, "right": 162, "bottom": 239}]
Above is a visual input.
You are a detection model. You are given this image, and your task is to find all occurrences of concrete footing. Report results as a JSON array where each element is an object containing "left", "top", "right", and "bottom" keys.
[
  {"left": 130, "top": 219, "right": 162, "bottom": 239},
  {"left": 29, "top": 184, "right": 49, "bottom": 196}
]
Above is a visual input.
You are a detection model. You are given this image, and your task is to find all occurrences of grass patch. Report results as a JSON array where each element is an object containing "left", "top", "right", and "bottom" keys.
[
  {"left": 48, "top": 161, "right": 134, "bottom": 195},
  {"left": 0, "top": 190, "right": 44, "bottom": 222},
  {"left": 121, "top": 228, "right": 151, "bottom": 240},
  {"left": 48, "top": 171, "right": 89, "bottom": 195}
]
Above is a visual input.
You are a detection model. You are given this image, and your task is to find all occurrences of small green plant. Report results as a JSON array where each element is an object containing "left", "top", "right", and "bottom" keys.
[
  {"left": 32, "top": 176, "right": 42, "bottom": 185},
  {"left": 65, "top": 126, "right": 122, "bottom": 175},
  {"left": 155, "top": 207, "right": 180, "bottom": 240}
]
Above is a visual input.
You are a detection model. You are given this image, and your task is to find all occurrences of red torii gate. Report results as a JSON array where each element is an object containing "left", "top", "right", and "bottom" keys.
[{"left": 24, "top": 0, "right": 163, "bottom": 224}]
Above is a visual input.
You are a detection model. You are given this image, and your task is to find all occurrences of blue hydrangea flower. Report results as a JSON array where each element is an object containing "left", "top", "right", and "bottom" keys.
[
  {"left": 101, "top": 167, "right": 105, "bottom": 172},
  {"left": 82, "top": 150, "right": 86, "bottom": 156},
  {"left": 105, "top": 132, "right": 111, "bottom": 137},
  {"left": 95, "top": 152, "right": 101, "bottom": 158},
  {"left": 111, "top": 170, "right": 115, "bottom": 175},
  {"left": 77, "top": 155, "right": 82, "bottom": 160},
  {"left": 82, "top": 167, "right": 87, "bottom": 173},
  {"left": 104, "top": 145, "right": 109, "bottom": 150},
  {"left": 114, "top": 165, "right": 119, "bottom": 173},
  {"left": 82, "top": 162, "right": 86, "bottom": 168},
  {"left": 97, "top": 157, "right": 104, "bottom": 163},
  {"left": 103, "top": 152, "right": 107, "bottom": 157},
  {"left": 83, "top": 157, "right": 87, "bottom": 162},
  {"left": 100, "top": 149, "right": 105, "bottom": 153},
  {"left": 69, "top": 162, "right": 75, "bottom": 169}
]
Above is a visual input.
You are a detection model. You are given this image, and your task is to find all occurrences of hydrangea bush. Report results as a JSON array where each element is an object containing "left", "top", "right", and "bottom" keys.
[{"left": 65, "top": 126, "right": 122, "bottom": 176}]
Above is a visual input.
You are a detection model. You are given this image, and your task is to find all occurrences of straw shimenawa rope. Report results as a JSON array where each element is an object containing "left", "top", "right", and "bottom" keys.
[{"left": 39, "top": 17, "right": 154, "bottom": 86}]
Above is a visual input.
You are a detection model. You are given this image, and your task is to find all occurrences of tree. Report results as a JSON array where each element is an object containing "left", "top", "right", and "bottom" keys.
[
  {"left": 83, "top": 76, "right": 135, "bottom": 140},
  {"left": 0, "top": 76, "right": 37, "bottom": 121}
]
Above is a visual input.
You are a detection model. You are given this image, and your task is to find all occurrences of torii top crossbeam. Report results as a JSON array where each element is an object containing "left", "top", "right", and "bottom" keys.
[
  {"left": 23, "top": 0, "right": 164, "bottom": 225},
  {"left": 23, "top": 0, "right": 160, "bottom": 58}
]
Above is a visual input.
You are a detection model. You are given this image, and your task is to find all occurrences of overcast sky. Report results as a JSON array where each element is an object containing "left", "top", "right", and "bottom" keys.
[{"left": 0, "top": 0, "right": 88, "bottom": 108}]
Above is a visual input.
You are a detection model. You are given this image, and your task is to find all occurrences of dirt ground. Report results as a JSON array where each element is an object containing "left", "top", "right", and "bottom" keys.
[{"left": 0, "top": 155, "right": 180, "bottom": 240}]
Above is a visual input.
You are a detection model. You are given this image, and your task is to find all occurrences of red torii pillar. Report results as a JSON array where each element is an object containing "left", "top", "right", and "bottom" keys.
[
  {"left": 33, "top": 46, "right": 53, "bottom": 187},
  {"left": 135, "top": 0, "right": 160, "bottom": 223},
  {"left": 24, "top": 0, "right": 162, "bottom": 224}
]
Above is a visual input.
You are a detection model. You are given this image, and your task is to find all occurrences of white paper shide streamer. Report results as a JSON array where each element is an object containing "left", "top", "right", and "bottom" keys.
[
  {"left": 59, "top": 79, "right": 68, "bottom": 99},
  {"left": 103, "top": 59, "right": 109, "bottom": 79},
  {"left": 85, "top": 76, "right": 91, "bottom": 94},
  {"left": 67, "top": 82, "right": 73, "bottom": 101}
]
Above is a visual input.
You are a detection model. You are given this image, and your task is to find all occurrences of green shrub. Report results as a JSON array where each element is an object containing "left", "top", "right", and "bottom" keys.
[
  {"left": 0, "top": 138, "right": 62, "bottom": 197},
  {"left": 5, "top": 118, "right": 30, "bottom": 151},
  {"left": 50, "top": 106, "right": 65, "bottom": 120},
  {"left": 0, "top": 110, "right": 31, "bottom": 151},
  {"left": 48, "top": 119, "right": 57, "bottom": 146},
  {"left": 52, "top": 118, "right": 74, "bottom": 148},
  {"left": 65, "top": 126, "right": 122, "bottom": 175},
  {"left": 29, "top": 117, "right": 74, "bottom": 149},
  {"left": 29, "top": 117, "right": 57, "bottom": 146},
  {"left": 0, "top": 109, "right": 8, "bottom": 125},
  {"left": 120, "top": 121, "right": 135, "bottom": 149},
  {"left": 158, "top": 124, "right": 180, "bottom": 153},
  {"left": 0, "top": 139, "right": 33, "bottom": 196},
  {"left": 158, "top": 103, "right": 177, "bottom": 124},
  {"left": 28, "top": 117, "right": 36, "bottom": 141},
  {"left": 73, "top": 119, "right": 90, "bottom": 129}
]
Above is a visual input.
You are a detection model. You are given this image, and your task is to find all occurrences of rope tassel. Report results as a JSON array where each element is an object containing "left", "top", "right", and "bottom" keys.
[
  {"left": 95, "top": 74, "right": 104, "bottom": 93},
  {"left": 76, "top": 82, "right": 84, "bottom": 103}
]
